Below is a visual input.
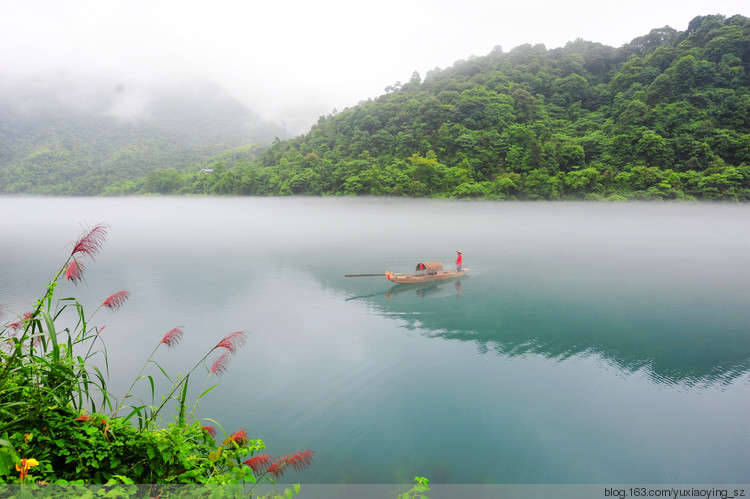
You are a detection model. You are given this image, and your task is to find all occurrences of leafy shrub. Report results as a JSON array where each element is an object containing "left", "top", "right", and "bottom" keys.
[{"left": 0, "top": 224, "right": 312, "bottom": 494}]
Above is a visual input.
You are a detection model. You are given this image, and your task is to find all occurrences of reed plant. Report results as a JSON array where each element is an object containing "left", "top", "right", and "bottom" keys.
[{"left": 0, "top": 224, "right": 313, "bottom": 494}]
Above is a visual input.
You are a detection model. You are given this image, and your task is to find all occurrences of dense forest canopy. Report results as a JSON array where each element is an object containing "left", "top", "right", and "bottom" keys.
[{"left": 2, "top": 14, "right": 750, "bottom": 200}]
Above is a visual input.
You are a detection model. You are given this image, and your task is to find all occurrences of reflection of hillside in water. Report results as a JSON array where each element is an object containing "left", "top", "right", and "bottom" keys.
[{"left": 351, "top": 277, "right": 750, "bottom": 387}]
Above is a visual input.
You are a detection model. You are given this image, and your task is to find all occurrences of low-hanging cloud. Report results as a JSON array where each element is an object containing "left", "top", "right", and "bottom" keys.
[{"left": 1, "top": 0, "right": 748, "bottom": 134}]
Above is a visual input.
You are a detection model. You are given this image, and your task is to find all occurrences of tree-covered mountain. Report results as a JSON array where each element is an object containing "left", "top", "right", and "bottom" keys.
[
  {"left": 138, "top": 13, "right": 747, "bottom": 200},
  {"left": 0, "top": 70, "right": 286, "bottom": 194},
  {"left": 4, "top": 14, "right": 750, "bottom": 200}
]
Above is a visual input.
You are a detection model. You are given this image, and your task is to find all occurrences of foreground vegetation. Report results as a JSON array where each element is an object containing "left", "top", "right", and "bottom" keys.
[{"left": 0, "top": 225, "right": 312, "bottom": 494}]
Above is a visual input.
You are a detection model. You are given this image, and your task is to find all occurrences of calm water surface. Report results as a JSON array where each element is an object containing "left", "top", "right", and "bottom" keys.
[{"left": 1, "top": 197, "right": 749, "bottom": 484}]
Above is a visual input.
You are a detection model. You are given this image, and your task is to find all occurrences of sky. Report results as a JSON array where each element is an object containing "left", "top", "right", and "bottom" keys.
[{"left": 2, "top": 0, "right": 749, "bottom": 133}]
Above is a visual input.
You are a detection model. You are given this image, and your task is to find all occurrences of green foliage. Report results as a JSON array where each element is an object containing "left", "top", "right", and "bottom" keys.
[
  {"left": 0, "top": 225, "right": 312, "bottom": 493},
  {"left": 209, "top": 14, "right": 748, "bottom": 201},
  {"left": 397, "top": 476, "right": 430, "bottom": 499},
  {"left": 3, "top": 14, "right": 750, "bottom": 200},
  {"left": 108, "top": 14, "right": 748, "bottom": 201}
]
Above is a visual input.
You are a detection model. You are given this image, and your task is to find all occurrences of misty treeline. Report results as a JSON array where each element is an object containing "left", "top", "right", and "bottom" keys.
[
  {"left": 4, "top": 14, "right": 750, "bottom": 200},
  {"left": 0, "top": 78, "right": 284, "bottom": 195}
]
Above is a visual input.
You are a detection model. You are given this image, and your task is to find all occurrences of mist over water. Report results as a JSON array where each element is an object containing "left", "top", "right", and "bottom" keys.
[{"left": 2, "top": 197, "right": 749, "bottom": 484}]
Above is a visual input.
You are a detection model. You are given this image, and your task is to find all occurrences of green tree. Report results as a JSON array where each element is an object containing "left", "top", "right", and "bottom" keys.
[
  {"left": 408, "top": 152, "right": 443, "bottom": 194},
  {"left": 669, "top": 55, "right": 697, "bottom": 96},
  {"left": 637, "top": 131, "right": 673, "bottom": 167},
  {"left": 646, "top": 73, "right": 671, "bottom": 106},
  {"left": 142, "top": 169, "right": 185, "bottom": 194},
  {"left": 552, "top": 73, "right": 591, "bottom": 106}
]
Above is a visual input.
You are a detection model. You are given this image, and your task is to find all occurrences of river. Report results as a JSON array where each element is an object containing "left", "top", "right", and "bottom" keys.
[{"left": 1, "top": 197, "right": 749, "bottom": 484}]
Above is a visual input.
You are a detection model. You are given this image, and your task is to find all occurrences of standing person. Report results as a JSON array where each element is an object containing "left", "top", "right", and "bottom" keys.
[{"left": 455, "top": 250, "right": 463, "bottom": 271}]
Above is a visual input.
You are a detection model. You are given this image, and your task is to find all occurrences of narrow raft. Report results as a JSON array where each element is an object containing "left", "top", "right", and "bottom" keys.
[{"left": 386, "top": 261, "right": 469, "bottom": 284}]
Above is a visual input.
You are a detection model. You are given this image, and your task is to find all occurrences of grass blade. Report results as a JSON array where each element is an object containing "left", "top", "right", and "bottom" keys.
[
  {"left": 197, "top": 383, "right": 219, "bottom": 400},
  {"left": 40, "top": 310, "right": 60, "bottom": 363},
  {"left": 177, "top": 374, "right": 190, "bottom": 426}
]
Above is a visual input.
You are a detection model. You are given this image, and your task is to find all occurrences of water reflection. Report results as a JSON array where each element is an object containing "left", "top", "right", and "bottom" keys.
[
  {"left": 336, "top": 274, "right": 750, "bottom": 387},
  {"left": 348, "top": 280, "right": 466, "bottom": 301},
  {"left": 387, "top": 280, "right": 465, "bottom": 299}
]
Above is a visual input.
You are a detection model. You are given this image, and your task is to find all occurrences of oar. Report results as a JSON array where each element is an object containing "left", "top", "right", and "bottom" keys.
[{"left": 345, "top": 272, "right": 408, "bottom": 277}]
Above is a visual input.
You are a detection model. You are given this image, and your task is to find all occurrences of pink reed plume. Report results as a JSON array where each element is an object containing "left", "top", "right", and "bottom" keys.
[
  {"left": 71, "top": 224, "right": 109, "bottom": 259},
  {"left": 160, "top": 327, "right": 184, "bottom": 348},
  {"left": 228, "top": 428, "right": 248, "bottom": 445},
  {"left": 243, "top": 454, "right": 272, "bottom": 474},
  {"left": 102, "top": 291, "right": 131, "bottom": 311},
  {"left": 202, "top": 426, "right": 217, "bottom": 438},
  {"left": 266, "top": 450, "right": 315, "bottom": 477},
  {"left": 65, "top": 259, "right": 85, "bottom": 284},
  {"left": 285, "top": 449, "right": 315, "bottom": 472},
  {"left": 265, "top": 461, "right": 282, "bottom": 477},
  {"left": 209, "top": 352, "right": 232, "bottom": 376},
  {"left": 215, "top": 330, "right": 248, "bottom": 353},
  {"left": 7, "top": 312, "right": 34, "bottom": 336}
]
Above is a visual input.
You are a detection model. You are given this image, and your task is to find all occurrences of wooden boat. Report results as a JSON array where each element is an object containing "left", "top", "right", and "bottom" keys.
[{"left": 386, "top": 261, "right": 469, "bottom": 284}]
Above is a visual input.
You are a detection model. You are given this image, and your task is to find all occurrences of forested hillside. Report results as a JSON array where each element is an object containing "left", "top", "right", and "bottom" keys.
[
  {"left": 0, "top": 71, "right": 285, "bottom": 195},
  {"left": 135, "top": 14, "right": 748, "bottom": 200},
  {"left": 3, "top": 14, "right": 750, "bottom": 200}
]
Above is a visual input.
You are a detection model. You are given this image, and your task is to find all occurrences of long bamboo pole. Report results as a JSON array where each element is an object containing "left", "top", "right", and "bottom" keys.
[{"left": 345, "top": 272, "right": 408, "bottom": 277}]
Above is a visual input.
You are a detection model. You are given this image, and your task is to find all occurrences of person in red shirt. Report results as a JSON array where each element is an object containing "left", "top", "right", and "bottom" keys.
[{"left": 455, "top": 250, "right": 463, "bottom": 271}]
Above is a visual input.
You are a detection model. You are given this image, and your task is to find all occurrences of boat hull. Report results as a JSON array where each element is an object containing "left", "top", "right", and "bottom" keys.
[{"left": 388, "top": 269, "right": 469, "bottom": 284}]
